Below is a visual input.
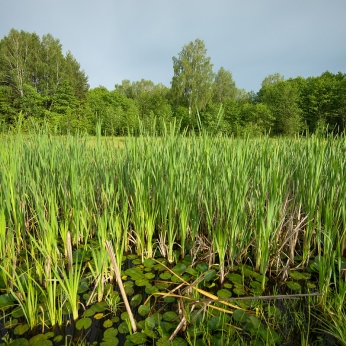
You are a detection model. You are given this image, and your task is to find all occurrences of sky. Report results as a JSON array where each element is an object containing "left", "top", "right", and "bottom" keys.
[{"left": 1, "top": 0, "right": 346, "bottom": 93}]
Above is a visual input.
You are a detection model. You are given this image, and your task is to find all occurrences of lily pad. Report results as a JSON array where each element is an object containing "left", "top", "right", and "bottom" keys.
[
  {"left": 204, "top": 269, "right": 217, "bottom": 282},
  {"left": 227, "top": 273, "right": 243, "bottom": 284},
  {"left": 76, "top": 317, "right": 92, "bottom": 330},
  {"left": 0, "top": 294, "right": 15, "bottom": 310},
  {"left": 103, "top": 327, "right": 119, "bottom": 339},
  {"left": 217, "top": 289, "right": 232, "bottom": 299},
  {"left": 289, "top": 271, "right": 311, "bottom": 280},
  {"left": 127, "top": 332, "right": 147, "bottom": 345},
  {"left": 163, "top": 311, "right": 178, "bottom": 322},
  {"left": 131, "top": 294, "right": 143, "bottom": 306},
  {"left": 286, "top": 281, "right": 302, "bottom": 291},
  {"left": 124, "top": 268, "right": 145, "bottom": 280},
  {"left": 14, "top": 324, "right": 30, "bottom": 335},
  {"left": 232, "top": 309, "right": 249, "bottom": 323},
  {"left": 103, "top": 319, "right": 113, "bottom": 328},
  {"left": 138, "top": 304, "right": 150, "bottom": 317}
]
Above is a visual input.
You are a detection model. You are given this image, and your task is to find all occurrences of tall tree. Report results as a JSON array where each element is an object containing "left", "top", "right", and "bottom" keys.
[
  {"left": 212, "top": 67, "right": 237, "bottom": 103},
  {"left": 171, "top": 39, "right": 214, "bottom": 116}
]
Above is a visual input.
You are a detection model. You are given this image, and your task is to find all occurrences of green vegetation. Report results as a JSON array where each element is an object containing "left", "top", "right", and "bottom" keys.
[
  {"left": 1, "top": 30, "right": 346, "bottom": 137},
  {"left": 0, "top": 127, "right": 345, "bottom": 345}
]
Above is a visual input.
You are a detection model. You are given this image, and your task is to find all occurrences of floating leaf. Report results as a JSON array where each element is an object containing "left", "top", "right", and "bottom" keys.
[
  {"left": 103, "top": 319, "right": 113, "bottom": 328},
  {"left": 159, "top": 272, "right": 172, "bottom": 280},
  {"left": 233, "top": 287, "right": 246, "bottom": 295},
  {"left": 307, "top": 282, "right": 316, "bottom": 289},
  {"left": 145, "top": 316, "right": 156, "bottom": 329},
  {"left": 143, "top": 258, "right": 156, "bottom": 268},
  {"left": 100, "top": 340, "right": 119, "bottom": 346},
  {"left": 12, "top": 307, "right": 25, "bottom": 318},
  {"left": 289, "top": 271, "right": 311, "bottom": 280},
  {"left": 217, "top": 289, "right": 232, "bottom": 299},
  {"left": 185, "top": 267, "right": 198, "bottom": 276},
  {"left": 233, "top": 309, "right": 249, "bottom": 323},
  {"left": 103, "top": 327, "right": 118, "bottom": 339},
  {"left": 145, "top": 285, "right": 159, "bottom": 294},
  {"left": 172, "top": 263, "right": 187, "bottom": 275},
  {"left": 207, "top": 316, "right": 220, "bottom": 330},
  {"left": 53, "top": 336, "right": 63, "bottom": 343},
  {"left": 124, "top": 268, "right": 145, "bottom": 281},
  {"left": 94, "top": 313, "right": 104, "bottom": 320},
  {"left": 83, "top": 308, "right": 96, "bottom": 317},
  {"left": 144, "top": 272, "right": 155, "bottom": 279},
  {"left": 196, "top": 262, "right": 208, "bottom": 272},
  {"left": 14, "top": 324, "right": 30, "bottom": 335},
  {"left": 135, "top": 278, "right": 149, "bottom": 287},
  {"left": 163, "top": 296, "right": 176, "bottom": 303},
  {"left": 204, "top": 269, "right": 217, "bottom": 282},
  {"left": 163, "top": 311, "right": 177, "bottom": 322},
  {"left": 286, "top": 281, "right": 302, "bottom": 291},
  {"left": 128, "top": 332, "right": 147, "bottom": 345},
  {"left": 131, "top": 294, "right": 143, "bottom": 307},
  {"left": 76, "top": 318, "right": 92, "bottom": 330},
  {"left": 93, "top": 301, "right": 108, "bottom": 312},
  {"left": 29, "top": 334, "right": 45, "bottom": 345},
  {"left": 138, "top": 304, "right": 150, "bottom": 317},
  {"left": 118, "top": 321, "right": 130, "bottom": 334},
  {"left": 227, "top": 273, "right": 243, "bottom": 284}
]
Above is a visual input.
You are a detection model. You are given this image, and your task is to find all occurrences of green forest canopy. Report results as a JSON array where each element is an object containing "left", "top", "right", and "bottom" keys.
[{"left": 1, "top": 29, "right": 345, "bottom": 136}]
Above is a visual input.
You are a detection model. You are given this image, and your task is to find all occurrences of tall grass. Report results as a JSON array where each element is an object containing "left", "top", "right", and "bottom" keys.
[{"left": 0, "top": 128, "right": 345, "bottom": 330}]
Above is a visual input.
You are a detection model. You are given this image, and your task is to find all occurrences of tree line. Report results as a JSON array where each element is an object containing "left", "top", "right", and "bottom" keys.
[{"left": 1, "top": 30, "right": 345, "bottom": 136}]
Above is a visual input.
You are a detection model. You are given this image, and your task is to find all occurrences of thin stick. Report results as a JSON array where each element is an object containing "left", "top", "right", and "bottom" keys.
[{"left": 106, "top": 241, "right": 137, "bottom": 333}]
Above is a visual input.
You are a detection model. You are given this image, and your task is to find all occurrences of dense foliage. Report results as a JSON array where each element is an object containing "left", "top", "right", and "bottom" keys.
[{"left": 1, "top": 30, "right": 346, "bottom": 136}]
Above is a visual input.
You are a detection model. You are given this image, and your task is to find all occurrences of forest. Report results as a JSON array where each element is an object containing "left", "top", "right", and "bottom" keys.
[{"left": 1, "top": 29, "right": 346, "bottom": 136}]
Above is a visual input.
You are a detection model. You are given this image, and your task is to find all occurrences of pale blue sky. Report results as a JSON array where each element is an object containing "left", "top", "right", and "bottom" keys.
[{"left": 1, "top": 0, "right": 345, "bottom": 92}]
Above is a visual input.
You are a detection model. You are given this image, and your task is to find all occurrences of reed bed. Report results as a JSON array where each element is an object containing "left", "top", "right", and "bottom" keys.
[{"left": 0, "top": 128, "right": 345, "bottom": 343}]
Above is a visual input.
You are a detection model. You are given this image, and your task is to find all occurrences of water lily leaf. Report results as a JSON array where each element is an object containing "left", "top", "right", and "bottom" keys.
[
  {"left": 93, "top": 301, "right": 108, "bottom": 312},
  {"left": 124, "top": 286, "right": 134, "bottom": 295},
  {"left": 53, "top": 336, "right": 63, "bottom": 343},
  {"left": 103, "top": 319, "right": 113, "bottom": 328},
  {"left": 217, "top": 289, "right": 232, "bottom": 299},
  {"left": 143, "top": 258, "right": 156, "bottom": 268},
  {"left": 135, "top": 278, "right": 149, "bottom": 287},
  {"left": 9, "top": 338, "right": 29, "bottom": 346},
  {"left": 163, "top": 311, "right": 177, "bottom": 322},
  {"left": 159, "top": 271, "right": 172, "bottom": 280},
  {"left": 289, "top": 271, "right": 311, "bottom": 280},
  {"left": 224, "top": 283, "right": 233, "bottom": 289},
  {"left": 145, "top": 316, "right": 156, "bottom": 329},
  {"left": 250, "top": 281, "right": 262, "bottom": 290},
  {"left": 94, "top": 313, "right": 104, "bottom": 320},
  {"left": 233, "top": 309, "right": 249, "bottom": 323},
  {"left": 185, "top": 267, "right": 198, "bottom": 276},
  {"left": 144, "top": 272, "right": 155, "bottom": 279},
  {"left": 234, "top": 287, "right": 245, "bottom": 296},
  {"left": 124, "top": 268, "right": 145, "bottom": 280},
  {"left": 286, "top": 281, "right": 302, "bottom": 291},
  {"left": 172, "top": 263, "right": 187, "bottom": 275},
  {"left": 143, "top": 328, "right": 157, "bottom": 338},
  {"left": 196, "top": 262, "right": 208, "bottom": 272},
  {"left": 138, "top": 304, "right": 150, "bottom": 317},
  {"left": 127, "top": 254, "right": 138, "bottom": 260},
  {"left": 83, "top": 308, "right": 96, "bottom": 317},
  {"left": 14, "top": 323, "right": 30, "bottom": 335},
  {"left": 145, "top": 285, "right": 159, "bottom": 294},
  {"left": 163, "top": 296, "right": 176, "bottom": 303},
  {"left": 76, "top": 318, "right": 92, "bottom": 330},
  {"left": 77, "top": 279, "right": 89, "bottom": 294},
  {"left": 156, "top": 282, "right": 169, "bottom": 290},
  {"left": 307, "top": 282, "right": 316, "bottom": 289},
  {"left": 204, "top": 269, "right": 217, "bottom": 282},
  {"left": 253, "top": 273, "right": 268, "bottom": 283},
  {"left": 227, "top": 273, "right": 243, "bottom": 284},
  {"left": 103, "top": 327, "right": 118, "bottom": 339},
  {"left": 43, "top": 332, "right": 54, "bottom": 340},
  {"left": 5, "top": 318, "right": 18, "bottom": 327},
  {"left": 118, "top": 321, "right": 130, "bottom": 334},
  {"left": 128, "top": 332, "right": 147, "bottom": 345},
  {"left": 29, "top": 334, "right": 45, "bottom": 345},
  {"left": 132, "top": 258, "right": 142, "bottom": 265},
  {"left": 131, "top": 294, "right": 143, "bottom": 306}
]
